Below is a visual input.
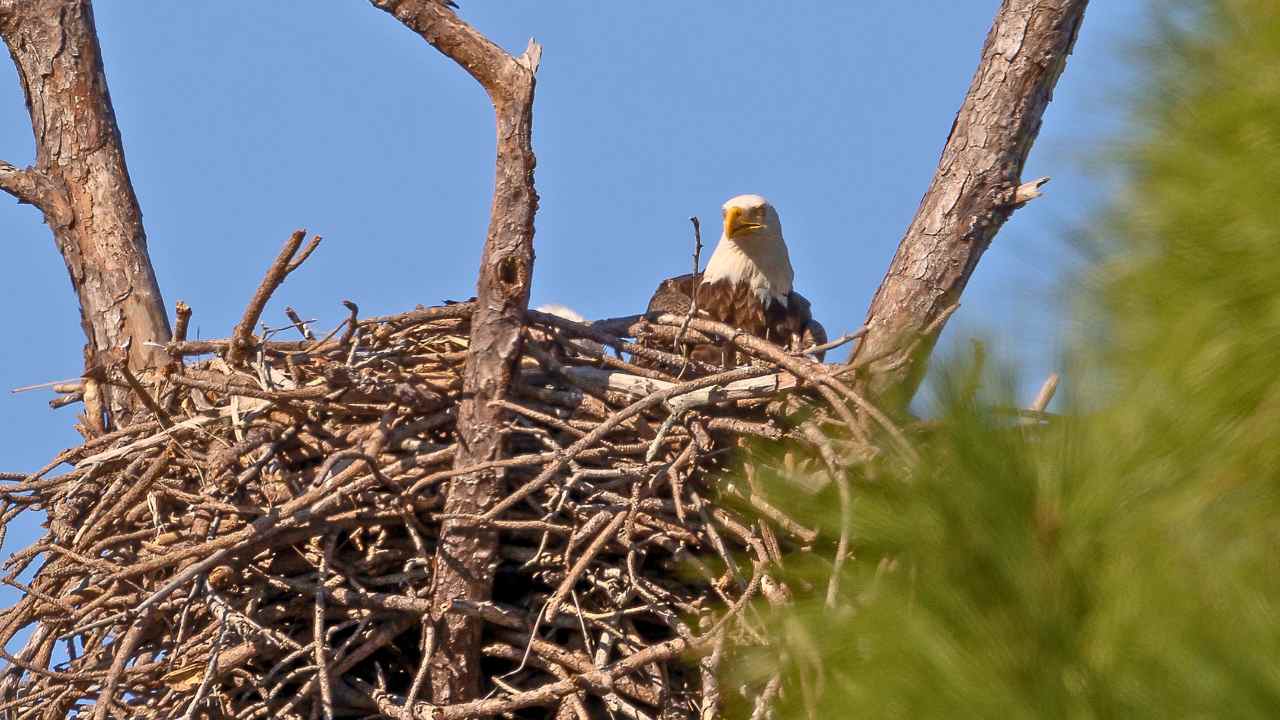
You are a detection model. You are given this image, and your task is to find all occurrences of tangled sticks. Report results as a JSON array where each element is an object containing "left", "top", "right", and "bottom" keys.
[{"left": 0, "top": 254, "right": 878, "bottom": 718}]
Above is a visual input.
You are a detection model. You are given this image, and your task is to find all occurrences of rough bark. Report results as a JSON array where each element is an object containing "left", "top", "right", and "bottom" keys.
[
  {"left": 849, "top": 0, "right": 1088, "bottom": 407},
  {"left": 0, "top": 0, "right": 170, "bottom": 428},
  {"left": 371, "top": 0, "right": 540, "bottom": 704}
]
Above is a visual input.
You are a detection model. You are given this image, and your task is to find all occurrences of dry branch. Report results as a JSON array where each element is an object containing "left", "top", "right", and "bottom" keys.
[
  {"left": 1030, "top": 372, "right": 1061, "bottom": 413},
  {"left": 371, "top": 0, "right": 543, "bottom": 703},
  {"left": 228, "top": 229, "right": 313, "bottom": 366},
  {"left": 0, "top": 0, "right": 171, "bottom": 426},
  {"left": 849, "top": 0, "right": 1089, "bottom": 406}
]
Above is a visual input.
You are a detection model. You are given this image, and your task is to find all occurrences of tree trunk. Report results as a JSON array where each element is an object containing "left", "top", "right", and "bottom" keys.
[
  {"left": 849, "top": 0, "right": 1088, "bottom": 408},
  {"left": 0, "top": 0, "right": 170, "bottom": 429},
  {"left": 371, "top": 0, "right": 541, "bottom": 704}
]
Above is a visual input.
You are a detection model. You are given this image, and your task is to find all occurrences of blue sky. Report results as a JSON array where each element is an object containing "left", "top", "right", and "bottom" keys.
[{"left": 0, "top": 2, "right": 1141, "bottom": 479}]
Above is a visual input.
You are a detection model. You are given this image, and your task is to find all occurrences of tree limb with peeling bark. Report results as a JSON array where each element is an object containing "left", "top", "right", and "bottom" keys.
[
  {"left": 849, "top": 0, "right": 1089, "bottom": 408},
  {"left": 0, "top": 0, "right": 171, "bottom": 429}
]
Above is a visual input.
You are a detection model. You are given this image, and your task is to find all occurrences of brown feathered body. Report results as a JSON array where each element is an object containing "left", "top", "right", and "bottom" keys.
[
  {"left": 645, "top": 273, "right": 826, "bottom": 365},
  {"left": 647, "top": 273, "right": 809, "bottom": 343}
]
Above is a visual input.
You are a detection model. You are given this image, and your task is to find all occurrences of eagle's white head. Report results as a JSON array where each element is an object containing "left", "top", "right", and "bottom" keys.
[{"left": 702, "top": 194, "right": 794, "bottom": 307}]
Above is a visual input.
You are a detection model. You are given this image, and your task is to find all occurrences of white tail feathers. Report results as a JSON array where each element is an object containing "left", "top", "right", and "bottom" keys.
[{"left": 536, "top": 304, "right": 588, "bottom": 323}]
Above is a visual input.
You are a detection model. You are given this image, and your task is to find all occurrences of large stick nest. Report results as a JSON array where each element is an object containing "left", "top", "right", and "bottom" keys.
[{"left": 0, "top": 292, "right": 875, "bottom": 719}]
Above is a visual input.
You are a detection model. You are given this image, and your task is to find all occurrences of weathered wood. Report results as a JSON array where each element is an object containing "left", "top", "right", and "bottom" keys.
[
  {"left": 562, "top": 366, "right": 797, "bottom": 403},
  {"left": 850, "top": 0, "right": 1088, "bottom": 407},
  {"left": 0, "top": 0, "right": 171, "bottom": 427},
  {"left": 370, "top": 0, "right": 541, "bottom": 704}
]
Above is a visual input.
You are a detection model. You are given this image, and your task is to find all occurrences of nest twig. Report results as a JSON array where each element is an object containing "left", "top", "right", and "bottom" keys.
[{"left": 0, "top": 267, "right": 874, "bottom": 719}]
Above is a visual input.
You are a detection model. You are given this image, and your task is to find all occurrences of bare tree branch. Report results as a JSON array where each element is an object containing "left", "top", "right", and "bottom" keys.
[
  {"left": 227, "top": 229, "right": 311, "bottom": 366},
  {"left": 0, "top": 0, "right": 170, "bottom": 427},
  {"left": 849, "top": 0, "right": 1088, "bottom": 407},
  {"left": 370, "top": 0, "right": 541, "bottom": 704}
]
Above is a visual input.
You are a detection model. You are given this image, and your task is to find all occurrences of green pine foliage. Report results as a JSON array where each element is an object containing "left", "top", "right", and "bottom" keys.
[{"left": 744, "top": 2, "right": 1280, "bottom": 717}]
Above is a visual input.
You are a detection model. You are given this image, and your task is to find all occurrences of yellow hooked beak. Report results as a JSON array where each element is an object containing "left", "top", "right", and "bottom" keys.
[{"left": 724, "top": 206, "right": 764, "bottom": 239}]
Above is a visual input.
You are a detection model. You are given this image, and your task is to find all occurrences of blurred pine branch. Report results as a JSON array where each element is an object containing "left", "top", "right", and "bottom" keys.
[{"left": 745, "top": 2, "right": 1280, "bottom": 717}]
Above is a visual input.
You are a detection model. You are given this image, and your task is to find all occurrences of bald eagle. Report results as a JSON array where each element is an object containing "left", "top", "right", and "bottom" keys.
[{"left": 645, "top": 194, "right": 826, "bottom": 365}]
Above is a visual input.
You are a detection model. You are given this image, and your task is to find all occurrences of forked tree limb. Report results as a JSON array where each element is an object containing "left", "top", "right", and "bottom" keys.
[
  {"left": 0, "top": 0, "right": 171, "bottom": 429},
  {"left": 370, "top": 0, "right": 541, "bottom": 704},
  {"left": 849, "top": 0, "right": 1089, "bottom": 407},
  {"left": 227, "top": 229, "right": 317, "bottom": 366}
]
